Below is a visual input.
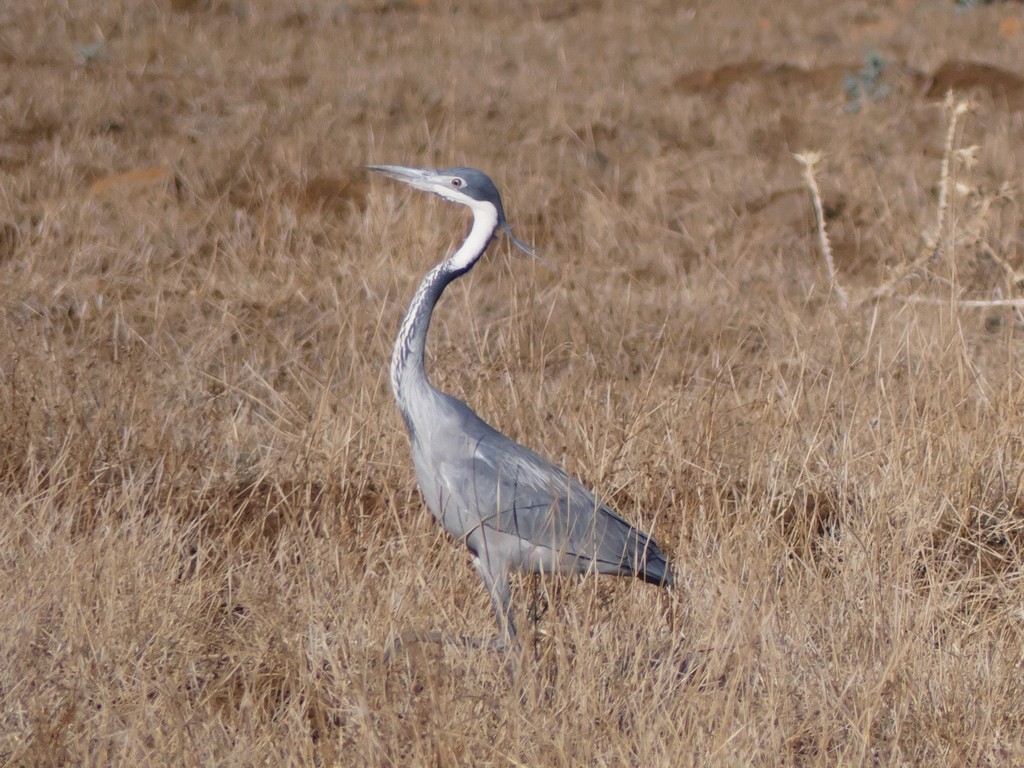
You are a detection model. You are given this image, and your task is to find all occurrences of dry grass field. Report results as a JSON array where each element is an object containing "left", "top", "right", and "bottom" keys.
[{"left": 3, "top": 0, "right": 1024, "bottom": 764}]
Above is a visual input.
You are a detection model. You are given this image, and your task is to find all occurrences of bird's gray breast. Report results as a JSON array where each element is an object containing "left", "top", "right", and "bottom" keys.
[
  {"left": 407, "top": 390, "right": 502, "bottom": 540},
  {"left": 407, "top": 390, "right": 585, "bottom": 545}
]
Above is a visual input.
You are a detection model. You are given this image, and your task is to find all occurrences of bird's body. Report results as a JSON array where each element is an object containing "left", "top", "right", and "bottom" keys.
[{"left": 370, "top": 164, "right": 672, "bottom": 645}]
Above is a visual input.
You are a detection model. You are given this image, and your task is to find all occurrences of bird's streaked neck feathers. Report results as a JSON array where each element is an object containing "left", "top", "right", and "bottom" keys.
[{"left": 390, "top": 198, "right": 501, "bottom": 418}]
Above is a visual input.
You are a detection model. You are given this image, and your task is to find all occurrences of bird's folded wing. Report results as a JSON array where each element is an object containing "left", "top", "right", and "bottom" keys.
[{"left": 439, "top": 427, "right": 656, "bottom": 574}]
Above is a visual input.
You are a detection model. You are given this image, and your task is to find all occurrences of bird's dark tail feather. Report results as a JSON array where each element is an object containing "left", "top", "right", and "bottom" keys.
[{"left": 636, "top": 539, "right": 674, "bottom": 588}]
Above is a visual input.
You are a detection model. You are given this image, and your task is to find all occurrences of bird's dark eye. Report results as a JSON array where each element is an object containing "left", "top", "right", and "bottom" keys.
[{"left": 451, "top": 178, "right": 463, "bottom": 187}]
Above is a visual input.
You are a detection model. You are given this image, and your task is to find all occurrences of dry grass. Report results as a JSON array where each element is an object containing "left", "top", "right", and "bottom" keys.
[{"left": 2, "top": 0, "right": 1024, "bottom": 764}]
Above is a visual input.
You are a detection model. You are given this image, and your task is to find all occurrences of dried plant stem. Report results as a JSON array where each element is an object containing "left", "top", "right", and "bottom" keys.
[
  {"left": 795, "top": 151, "right": 848, "bottom": 309},
  {"left": 898, "top": 295, "right": 1024, "bottom": 309},
  {"left": 858, "top": 243, "right": 939, "bottom": 306},
  {"left": 861, "top": 95, "right": 975, "bottom": 307},
  {"left": 933, "top": 94, "right": 971, "bottom": 251},
  {"left": 979, "top": 240, "right": 1024, "bottom": 286}
]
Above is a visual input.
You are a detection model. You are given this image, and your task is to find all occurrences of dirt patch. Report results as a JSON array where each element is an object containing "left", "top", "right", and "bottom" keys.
[
  {"left": 674, "top": 61, "right": 861, "bottom": 98},
  {"left": 926, "top": 59, "right": 1024, "bottom": 107}
]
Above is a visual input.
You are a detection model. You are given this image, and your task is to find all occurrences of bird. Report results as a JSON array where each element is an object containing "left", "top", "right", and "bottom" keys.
[{"left": 369, "top": 164, "right": 673, "bottom": 649}]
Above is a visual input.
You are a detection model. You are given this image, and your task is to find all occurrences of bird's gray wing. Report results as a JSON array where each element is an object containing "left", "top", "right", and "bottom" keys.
[{"left": 438, "top": 404, "right": 671, "bottom": 583}]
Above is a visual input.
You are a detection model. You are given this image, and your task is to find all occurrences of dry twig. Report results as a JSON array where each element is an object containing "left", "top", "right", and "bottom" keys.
[{"left": 795, "top": 151, "right": 849, "bottom": 309}]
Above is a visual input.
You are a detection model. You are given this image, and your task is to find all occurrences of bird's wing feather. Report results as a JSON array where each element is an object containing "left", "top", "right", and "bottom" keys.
[{"left": 437, "top": 400, "right": 665, "bottom": 577}]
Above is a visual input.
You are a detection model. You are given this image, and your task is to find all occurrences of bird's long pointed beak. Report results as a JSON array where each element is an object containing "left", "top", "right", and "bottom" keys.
[{"left": 366, "top": 164, "right": 437, "bottom": 192}]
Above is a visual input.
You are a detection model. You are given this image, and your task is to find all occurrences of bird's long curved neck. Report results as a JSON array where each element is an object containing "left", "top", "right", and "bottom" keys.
[{"left": 391, "top": 204, "right": 499, "bottom": 421}]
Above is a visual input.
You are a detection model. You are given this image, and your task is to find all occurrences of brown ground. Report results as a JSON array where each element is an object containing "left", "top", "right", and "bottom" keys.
[{"left": 2, "top": 0, "right": 1024, "bottom": 765}]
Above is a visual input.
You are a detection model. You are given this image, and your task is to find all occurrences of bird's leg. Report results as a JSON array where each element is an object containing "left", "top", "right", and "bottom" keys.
[
  {"left": 383, "top": 557, "right": 517, "bottom": 663},
  {"left": 471, "top": 555, "right": 519, "bottom": 652}
]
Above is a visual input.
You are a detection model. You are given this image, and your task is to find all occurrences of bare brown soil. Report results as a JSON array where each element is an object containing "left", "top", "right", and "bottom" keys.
[{"left": 2, "top": 0, "right": 1024, "bottom": 764}]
